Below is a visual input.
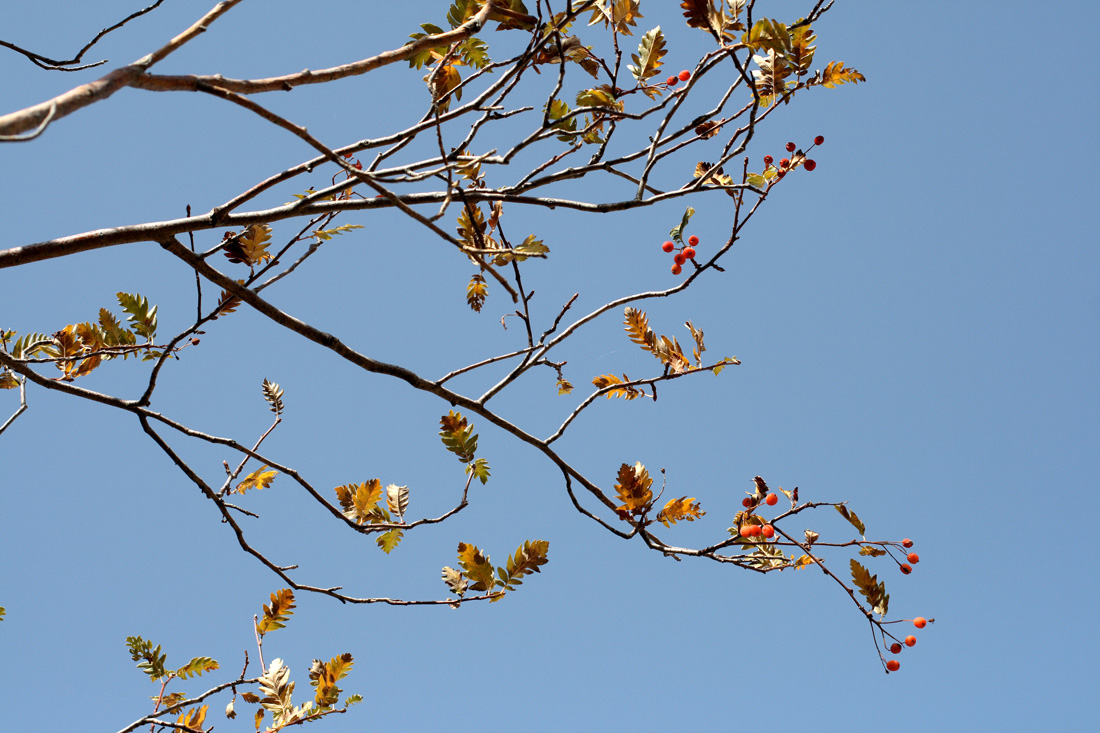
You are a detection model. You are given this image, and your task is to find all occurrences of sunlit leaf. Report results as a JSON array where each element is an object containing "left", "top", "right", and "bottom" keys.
[
  {"left": 628, "top": 26, "right": 667, "bottom": 83},
  {"left": 261, "top": 378, "right": 284, "bottom": 416},
  {"left": 456, "top": 542, "right": 496, "bottom": 591},
  {"left": 496, "top": 539, "right": 550, "bottom": 591},
  {"left": 656, "top": 496, "right": 706, "bottom": 527},
  {"left": 256, "top": 589, "right": 296, "bottom": 635},
  {"left": 442, "top": 566, "right": 469, "bottom": 596},
  {"left": 237, "top": 466, "right": 277, "bottom": 494},
  {"left": 385, "top": 484, "right": 409, "bottom": 520},
  {"left": 592, "top": 373, "right": 644, "bottom": 400}
]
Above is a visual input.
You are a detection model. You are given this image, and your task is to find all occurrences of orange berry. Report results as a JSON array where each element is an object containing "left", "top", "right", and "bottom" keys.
[
  {"left": 763, "top": 155, "right": 773, "bottom": 166},
  {"left": 886, "top": 660, "right": 900, "bottom": 672},
  {"left": 765, "top": 493, "right": 778, "bottom": 506},
  {"left": 666, "top": 76, "right": 678, "bottom": 86},
  {"left": 674, "top": 252, "right": 686, "bottom": 265},
  {"left": 904, "top": 635, "right": 916, "bottom": 647},
  {"left": 683, "top": 247, "right": 696, "bottom": 260},
  {"left": 913, "top": 617, "right": 927, "bottom": 629},
  {"left": 679, "top": 70, "right": 691, "bottom": 82},
  {"left": 742, "top": 497, "right": 754, "bottom": 508},
  {"left": 907, "top": 553, "right": 920, "bottom": 564},
  {"left": 761, "top": 524, "right": 775, "bottom": 539},
  {"left": 662, "top": 240, "right": 675, "bottom": 253},
  {"left": 671, "top": 263, "right": 682, "bottom": 275},
  {"left": 779, "top": 158, "right": 790, "bottom": 168},
  {"left": 900, "top": 564, "right": 912, "bottom": 575},
  {"left": 902, "top": 538, "right": 913, "bottom": 548},
  {"left": 687, "top": 234, "right": 699, "bottom": 246},
  {"left": 741, "top": 524, "right": 760, "bottom": 537},
  {"left": 889, "top": 643, "right": 902, "bottom": 654}
]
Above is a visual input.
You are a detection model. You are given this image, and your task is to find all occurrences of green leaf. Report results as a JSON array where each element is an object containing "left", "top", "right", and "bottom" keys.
[
  {"left": 175, "top": 656, "right": 219, "bottom": 679},
  {"left": 377, "top": 528, "right": 404, "bottom": 554},
  {"left": 439, "top": 411, "right": 478, "bottom": 464},
  {"left": 743, "top": 18, "right": 791, "bottom": 54},
  {"left": 312, "top": 223, "right": 364, "bottom": 241},
  {"left": 126, "top": 636, "right": 169, "bottom": 681},
  {"left": 466, "top": 457, "right": 491, "bottom": 484},
  {"left": 116, "top": 292, "right": 157, "bottom": 341},
  {"left": 669, "top": 206, "right": 695, "bottom": 243},
  {"left": 546, "top": 98, "right": 578, "bottom": 142},
  {"left": 406, "top": 23, "right": 448, "bottom": 69}
]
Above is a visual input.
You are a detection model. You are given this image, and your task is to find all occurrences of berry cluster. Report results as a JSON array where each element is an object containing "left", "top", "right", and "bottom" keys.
[
  {"left": 898, "top": 538, "right": 920, "bottom": 575},
  {"left": 885, "top": 617, "right": 931, "bottom": 672},
  {"left": 763, "top": 135, "right": 825, "bottom": 180},
  {"left": 736, "top": 490, "right": 784, "bottom": 539},
  {"left": 662, "top": 233, "right": 699, "bottom": 275},
  {"left": 883, "top": 536, "right": 931, "bottom": 673},
  {"left": 664, "top": 69, "right": 692, "bottom": 87}
]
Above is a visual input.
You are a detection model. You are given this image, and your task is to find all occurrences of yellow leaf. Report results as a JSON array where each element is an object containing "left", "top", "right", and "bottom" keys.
[
  {"left": 466, "top": 273, "right": 488, "bottom": 312},
  {"left": 656, "top": 496, "right": 706, "bottom": 527},
  {"left": 456, "top": 542, "right": 495, "bottom": 592},
  {"left": 425, "top": 64, "right": 463, "bottom": 112},
  {"left": 592, "top": 373, "right": 644, "bottom": 400},
  {"left": 237, "top": 466, "right": 277, "bottom": 494}
]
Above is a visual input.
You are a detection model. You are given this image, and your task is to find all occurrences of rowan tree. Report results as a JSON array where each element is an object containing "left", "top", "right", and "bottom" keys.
[{"left": 0, "top": 1, "right": 932, "bottom": 729}]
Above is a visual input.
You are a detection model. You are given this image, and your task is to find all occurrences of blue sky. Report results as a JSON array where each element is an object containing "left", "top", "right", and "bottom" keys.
[{"left": 2, "top": 1, "right": 1098, "bottom": 731}]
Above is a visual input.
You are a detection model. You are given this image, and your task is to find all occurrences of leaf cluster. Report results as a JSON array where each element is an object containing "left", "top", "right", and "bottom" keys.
[
  {"left": 333, "top": 479, "right": 406, "bottom": 552},
  {"left": 442, "top": 539, "right": 549, "bottom": 601}
]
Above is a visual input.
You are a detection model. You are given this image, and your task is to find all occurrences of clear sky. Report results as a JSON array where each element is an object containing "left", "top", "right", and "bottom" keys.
[{"left": 2, "top": 1, "right": 1097, "bottom": 731}]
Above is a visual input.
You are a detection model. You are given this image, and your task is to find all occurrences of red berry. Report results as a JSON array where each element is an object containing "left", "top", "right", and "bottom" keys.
[
  {"left": 687, "top": 234, "right": 699, "bottom": 246},
  {"left": 673, "top": 252, "right": 686, "bottom": 265},
  {"left": 814, "top": 135, "right": 824, "bottom": 145},
  {"left": 803, "top": 159, "right": 816, "bottom": 171},
  {"left": 761, "top": 524, "right": 775, "bottom": 539},
  {"left": 779, "top": 158, "right": 790, "bottom": 168},
  {"left": 907, "top": 553, "right": 920, "bottom": 564},
  {"left": 886, "top": 660, "right": 900, "bottom": 672},
  {"left": 763, "top": 155, "right": 773, "bottom": 166},
  {"left": 742, "top": 497, "right": 754, "bottom": 508},
  {"left": 902, "top": 538, "right": 913, "bottom": 548},
  {"left": 765, "top": 493, "right": 778, "bottom": 506},
  {"left": 671, "top": 263, "right": 682, "bottom": 275},
  {"left": 679, "top": 70, "right": 691, "bottom": 82},
  {"left": 913, "top": 617, "right": 927, "bottom": 629},
  {"left": 661, "top": 240, "right": 675, "bottom": 253},
  {"left": 900, "top": 564, "right": 912, "bottom": 575},
  {"left": 889, "top": 643, "right": 902, "bottom": 654},
  {"left": 741, "top": 524, "right": 761, "bottom": 537},
  {"left": 666, "top": 76, "right": 678, "bottom": 86},
  {"left": 785, "top": 142, "right": 796, "bottom": 152},
  {"left": 683, "top": 247, "right": 696, "bottom": 260},
  {"left": 776, "top": 170, "right": 786, "bottom": 178},
  {"left": 905, "top": 635, "right": 917, "bottom": 647}
]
